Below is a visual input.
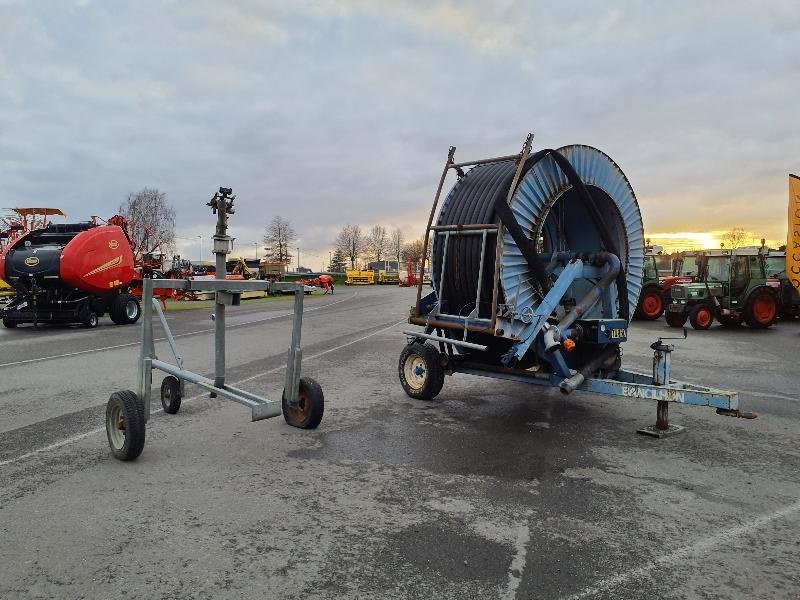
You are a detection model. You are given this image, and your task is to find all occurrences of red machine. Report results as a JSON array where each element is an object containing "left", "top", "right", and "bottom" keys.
[
  {"left": 398, "top": 261, "right": 419, "bottom": 287},
  {"left": 0, "top": 215, "right": 144, "bottom": 328}
]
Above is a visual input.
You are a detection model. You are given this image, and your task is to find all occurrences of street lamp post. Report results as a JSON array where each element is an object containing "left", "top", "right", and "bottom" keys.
[
  {"left": 253, "top": 242, "right": 258, "bottom": 260},
  {"left": 197, "top": 235, "right": 203, "bottom": 263},
  {"left": 297, "top": 246, "right": 300, "bottom": 272}
]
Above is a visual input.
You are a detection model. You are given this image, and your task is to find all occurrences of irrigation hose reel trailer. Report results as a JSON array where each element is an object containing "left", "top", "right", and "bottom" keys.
[{"left": 400, "top": 134, "right": 748, "bottom": 436}]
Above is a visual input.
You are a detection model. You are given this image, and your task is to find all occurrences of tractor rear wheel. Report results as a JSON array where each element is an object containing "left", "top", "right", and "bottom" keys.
[
  {"left": 689, "top": 304, "right": 714, "bottom": 330},
  {"left": 399, "top": 342, "right": 445, "bottom": 400},
  {"left": 665, "top": 310, "right": 687, "bottom": 328},
  {"left": 636, "top": 287, "right": 664, "bottom": 320},
  {"left": 744, "top": 289, "right": 777, "bottom": 328}
]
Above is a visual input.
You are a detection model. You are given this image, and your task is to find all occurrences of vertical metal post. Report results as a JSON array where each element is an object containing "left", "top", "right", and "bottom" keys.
[
  {"left": 473, "top": 229, "right": 488, "bottom": 313},
  {"left": 140, "top": 277, "right": 155, "bottom": 422},
  {"left": 284, "top": 288, "right": 304, "bottom": 407},
  {"left": 436, "top": 232, "right": 450, "bottom": 316},
  {"left": 415, "top": 146, "right": 456, "bottom": 315},
  {"left": 653, "top": 345, "right": 671, "bottom": 431},
  {"left": 638, "top": 340, "right": 684, "bottom": 437},
  {"left": 207, "top": 187, "right": 235, "bottom": 391},
  {"left": 214, "top": 249, "right": 226, "bottom": 389}
]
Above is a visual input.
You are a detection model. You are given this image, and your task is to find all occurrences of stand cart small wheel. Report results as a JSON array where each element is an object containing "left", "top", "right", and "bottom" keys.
[
  {"left": 160, "top": 375, "right": 182, "bottom": 414},
  {"left": 105, "top": 390, "right": 146, "bottom": 461},
  {"left": 282, "top": 377, "right": 324, "bottom": 429}
]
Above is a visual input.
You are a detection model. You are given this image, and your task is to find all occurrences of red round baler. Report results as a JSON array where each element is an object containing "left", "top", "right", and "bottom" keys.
[{"left": 0, "top": 221, "right": 142, "bottom": 328}]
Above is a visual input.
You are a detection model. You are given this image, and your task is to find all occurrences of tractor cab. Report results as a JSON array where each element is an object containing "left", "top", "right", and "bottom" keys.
[{"left": 667, "top": 247, "right": 777, "bottom": 329}]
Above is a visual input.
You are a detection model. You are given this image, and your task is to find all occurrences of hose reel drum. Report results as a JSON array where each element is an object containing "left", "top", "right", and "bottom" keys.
[{"left": 427, "top": 142, "right": 644, "bottom": 373}]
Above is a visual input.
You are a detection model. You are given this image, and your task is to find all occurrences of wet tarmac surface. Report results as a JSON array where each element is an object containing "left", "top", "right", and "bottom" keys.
[{"left": 1, "top": 286, "right": 799, "bottom": 599}]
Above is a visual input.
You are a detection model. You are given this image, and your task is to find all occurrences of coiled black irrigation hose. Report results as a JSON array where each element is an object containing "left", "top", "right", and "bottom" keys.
[{"left": 431, "top": 149, "right": 629, "bottom": 322}]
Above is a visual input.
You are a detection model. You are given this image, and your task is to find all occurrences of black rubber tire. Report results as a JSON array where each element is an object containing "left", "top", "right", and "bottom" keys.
[
  {"left": 665, "top": 310, "right": 687, "bottom": 328},
  {"left": 110, "top": 294, "right": 141, "bottom": 325},
  {"left": 105, "top": 390, "right": 146, "bottom": 461},
  {"left": 160, "top": 375, "right": 182, "bottom": 414},
  {"left": 82, "top": 311, "right": 99, "bottom": 328},
  {"left": 743, "top": 289, "right": 777, "bottom": 329},
  {"left": 282, "top": 377, "right": 324, "bottom": 429},
  {"left": 2, "top": 318, "right": 17, "bottom": 328},
  {"left": 635, "top": 286, "right": 665, "bottom": 320},
  {"left": 689, "top": 304, "right": 714, "bottom": 330},
  {"left": 398, "top": 342, "right": 445, "bottom": 401}
]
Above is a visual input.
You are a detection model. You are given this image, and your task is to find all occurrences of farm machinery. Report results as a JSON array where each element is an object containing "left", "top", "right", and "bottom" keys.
[
  {"left": 399, "top": 135, "right": 743, "bottom": 436},
  {"left": 764, "top": 250, "right": 798, "bottom": 319},
  {"left": 0, "top": 213, "right": 149, "bottom": 328},
  {"left": 665, "top": 247, "right": 779, "bottom": 329},
  {"left": 633, "top": 251, "right": 700, "bottom": 320}
]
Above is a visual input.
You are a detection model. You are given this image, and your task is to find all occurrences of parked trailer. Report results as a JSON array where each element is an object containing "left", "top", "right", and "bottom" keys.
[{"left": 399, "top": 135, "right": 747, "bottom": 436}]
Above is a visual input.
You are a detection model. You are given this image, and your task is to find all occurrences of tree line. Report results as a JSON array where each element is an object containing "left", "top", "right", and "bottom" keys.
[{"left": 264, "top": 217, "right": 429, "bottom": 273}]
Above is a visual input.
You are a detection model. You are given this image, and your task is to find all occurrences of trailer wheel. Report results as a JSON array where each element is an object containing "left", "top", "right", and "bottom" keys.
[
  {"left": 110, "top": 294, "right": 141, "bottom": 325},
  {"left": 105, "top": 390, "right": 146, "bottom": 461},
  {"left": 744, "top": 289, "right": 777, "bottom": 328},
  {"left": 160, "top": 375, "right": 182, "bottom": 414},
  {"left": 398, "top": 342, "right": 445, "bottom": 400},
  {"left": 2, "top": 318, "right": 17, "bottom": 328},
  {"left": 82, "top": 311, "right": 99, "bottom": 328},
  {"left": 689, "top": 304, "right": 714, "bottom": 330},
  {"left": 665, "top": 310, "right": 687, "bottom": 328},
  {"left": 636, "top": 286, "right": 664, "bottom": 320},
  {"left": 282, "top": 377, "right": 324, "bottom": 429}
]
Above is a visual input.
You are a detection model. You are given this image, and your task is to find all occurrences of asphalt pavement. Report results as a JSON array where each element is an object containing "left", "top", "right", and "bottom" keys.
[{"left": 1, "top": 286, "right": 798, "bottom": 599}]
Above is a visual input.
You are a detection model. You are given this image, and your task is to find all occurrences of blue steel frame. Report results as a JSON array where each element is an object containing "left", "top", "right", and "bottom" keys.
[{"left": 452, "top": 364, "right": 738, "bottom": 411}]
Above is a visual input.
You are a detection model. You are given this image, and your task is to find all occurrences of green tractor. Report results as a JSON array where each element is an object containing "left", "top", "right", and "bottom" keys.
[
  {"left": 665, "top": 248, "right": 779, "bottom": 330},
  {"left": 765, "top": 250, "right": 800, "bottom": 319},
  {"left": 633, "top": 253, "right": 665, "bottom": 320}
]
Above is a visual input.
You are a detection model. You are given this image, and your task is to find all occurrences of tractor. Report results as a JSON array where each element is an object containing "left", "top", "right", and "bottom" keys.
[
  {"left": 765, "top": 250, "right": 800, "bottom": 319},
  {"left": 665, "top": 248, "right": 778, "bottom": 329},
  {"left": 633, "top": 253, "right": 665, "bottom": 320}
]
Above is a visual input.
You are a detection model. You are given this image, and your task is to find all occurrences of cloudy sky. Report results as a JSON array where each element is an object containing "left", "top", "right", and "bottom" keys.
[{"left": 1, "top": 0, "right": 797, "bottom": 265}]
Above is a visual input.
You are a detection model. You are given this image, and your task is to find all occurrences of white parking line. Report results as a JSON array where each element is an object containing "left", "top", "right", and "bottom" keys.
[
  {"left": 0, "top": 292, "right": 356, "bottom": 369},
  {"left": 0, "top": 318, "right": 404, "bottom": 469},
  {"left": 560, "top": 498, "right": 800, "bottom": 599}
]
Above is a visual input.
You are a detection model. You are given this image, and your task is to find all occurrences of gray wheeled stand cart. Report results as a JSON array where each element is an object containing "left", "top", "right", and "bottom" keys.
[{"left": 105, "top": 187, "right": 324, "bottom": 461}]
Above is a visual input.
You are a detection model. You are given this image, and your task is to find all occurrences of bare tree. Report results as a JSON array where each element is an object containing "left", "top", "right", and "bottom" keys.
[
  {"left": 118, "top": 188, "right": 175, "bottom": 255},
  {"left": 367, "top": 225, "right": 389, "bottom": 263},
  {"left": 721, "top": 227, "right": 750, "bottom": 249},
  {"left": 389, "top": 227, "right": 404, "bottom": 267},
  {"left": 401, "top": 239, "right": 425, "bottom": 268},
  {"left": 336, "top": 224, "right": 365, "bottom": 269},
  {"left": 263, "top": 216, "right": 296, "bottom": 264}
]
